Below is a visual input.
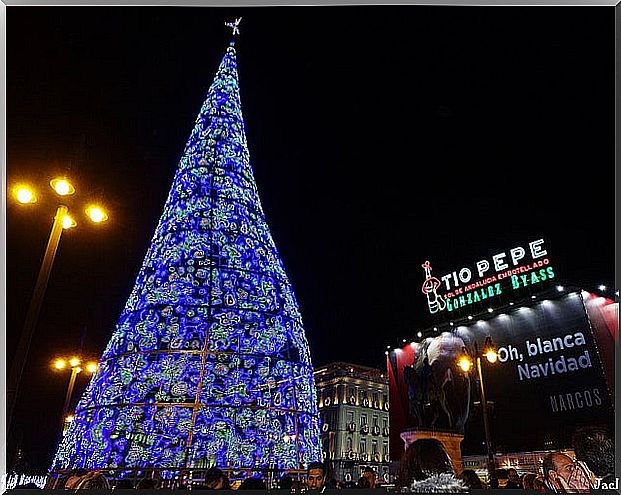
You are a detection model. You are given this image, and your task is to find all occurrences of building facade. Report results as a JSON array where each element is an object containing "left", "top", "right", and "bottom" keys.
[{"left": 314, "top": 362, "right": 392, "bottom": 485}]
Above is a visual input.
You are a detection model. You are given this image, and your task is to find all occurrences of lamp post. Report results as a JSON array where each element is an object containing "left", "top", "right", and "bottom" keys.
[
  {"left": 53, "top": 357, "right": 98, "bottom": 434},
  {"left": 7, "top": 178, "right": 108, "bottom": 434},
  {"left": 458, "top": 337, "right": 498, "bottom": 489}
]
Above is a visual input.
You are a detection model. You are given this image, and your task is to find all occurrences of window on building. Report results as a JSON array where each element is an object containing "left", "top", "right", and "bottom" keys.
[
  {"left": 360, "top": 414, "right": 367, "bottom": 426},
  {"left": 347, "top": 437, "right": 353, "bottom": 451},
  {"left": 383, "top": 394, "right": 388, "bottom": 404},
  {"left": 359, "top": 438, "right": 367, "bottom": 454},
  {"left": 373, "top": 415, "right": 378, "bottom": 427},
  {"left": 373, "top": 392, "right": 378, "bottom": 403},
  {"left": 382, "top": 418, "right": 388, "bottom": 429},
  {"left": 372, "top": 440, "right": 378, "bottom": 454},
  {"left": 322, "top": 411, "right": 334, "bottom": 430},
  {"left": 383, "top": 442, "right": 388, "bottom": 456},
  {"left": 347, "top": 411, "right": 354, "bottom": 424}
]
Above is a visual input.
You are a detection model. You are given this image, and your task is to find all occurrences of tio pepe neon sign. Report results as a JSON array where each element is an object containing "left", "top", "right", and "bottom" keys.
[{"left": 422, "top": 238, "right": 556, "bottom": 314}]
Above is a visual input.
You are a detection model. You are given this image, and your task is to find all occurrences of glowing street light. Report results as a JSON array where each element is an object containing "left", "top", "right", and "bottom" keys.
[
  {"left": 54, "top": 359, "right": 67, "bottom": 370},
  {"left": 484, "top": 349, "right": 498, "bottom": 364},
  {"left": 483, "top": 337, "right": 498, "bottom": 364},
  {"left": 53, "top": 355, "right": 99, "bottom": 436},
  {"left": 62, "top": 215, "right": 77, "bottom": 230},
  {"left": 457, "top": 336, "right": 498, "bottom": 488},
  {"left": 458, "top": 355, "right": 473, "bottom": 373},
  {"left": 7, "top": 176, "right": 109, "bottom": 434},
  {"left": 63, "top": 414, "right": 75, "bottom": 436},
  {"left": 50, "top": 178, "right": 75, "bottom": 196},
  {"left": 15, "top": 186, "right": 37, "bottom": 204},
  {"left": 85, "top": 206, "right": 108, "bottom": 223}
]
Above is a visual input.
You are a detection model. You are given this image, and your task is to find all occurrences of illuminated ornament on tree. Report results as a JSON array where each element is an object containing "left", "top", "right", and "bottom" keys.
[{"left": 52, "top": 37, "right": 321, "bottom": 476}]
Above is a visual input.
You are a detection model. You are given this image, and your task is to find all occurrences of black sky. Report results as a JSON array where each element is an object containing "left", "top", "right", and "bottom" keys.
[{"left": 6, "top": 6, "right": 616, "bottom": 470}]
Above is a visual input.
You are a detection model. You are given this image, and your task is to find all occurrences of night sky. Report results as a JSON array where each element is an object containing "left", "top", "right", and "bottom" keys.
[{"left": 7, "top": 6, "right": 615, "bottom": 471}]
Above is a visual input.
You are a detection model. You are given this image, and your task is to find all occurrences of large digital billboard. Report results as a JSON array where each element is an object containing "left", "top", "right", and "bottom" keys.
[{"left": 388, "top": 290, "right": 616, "bottom": 459}]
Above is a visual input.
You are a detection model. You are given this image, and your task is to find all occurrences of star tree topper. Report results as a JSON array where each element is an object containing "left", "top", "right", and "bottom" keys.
[{"left": 225, "top": 17, "right": 242, "bottom": 36}]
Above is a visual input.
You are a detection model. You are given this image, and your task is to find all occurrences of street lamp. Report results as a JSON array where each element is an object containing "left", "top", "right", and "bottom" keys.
[
  {"left": 63, "top": 414, "right": 75, "bottom": 436},
  {"left": 7, "top": 177, "right": 108, "bottom": 434},
  {"left": 15, "top": 185, "right": 37, "bottom": 204},
  {"left": 457, "top": 336, "right": 498, "bottom": 488},
  {"left": 53, "top": 356, "right": 99, "bottom": 434}
]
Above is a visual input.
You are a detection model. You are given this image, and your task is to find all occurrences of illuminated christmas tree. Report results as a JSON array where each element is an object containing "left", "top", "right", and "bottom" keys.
[{"left": 52, "top": 39, "right": 322, "bottom": 476}]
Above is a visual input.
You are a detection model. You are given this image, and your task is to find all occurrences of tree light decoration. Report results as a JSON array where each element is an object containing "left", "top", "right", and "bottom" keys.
[
  {"left": 2, "top": 474, "right": 48, "bottom": 490},
  {"left": 52, "top": 41, "right": 321, "bottom": 476}
]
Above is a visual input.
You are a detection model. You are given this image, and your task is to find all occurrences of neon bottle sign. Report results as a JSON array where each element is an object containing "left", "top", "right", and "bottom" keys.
[
  {"left": 421, "top": 261, "right": 446, "bottom": 314},
  {"left": 421, "top": 238, "right": 557, "bottom": 314}
]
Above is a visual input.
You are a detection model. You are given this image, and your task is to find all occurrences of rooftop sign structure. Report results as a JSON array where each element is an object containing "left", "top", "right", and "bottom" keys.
[{"left": 421, "top": 238, "right": 556, "bottom": 315}]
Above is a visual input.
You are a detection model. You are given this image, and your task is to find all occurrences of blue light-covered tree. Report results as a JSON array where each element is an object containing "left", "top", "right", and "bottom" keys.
[{"left": 52, "top": 41, "right": 322, "bottom": 477}]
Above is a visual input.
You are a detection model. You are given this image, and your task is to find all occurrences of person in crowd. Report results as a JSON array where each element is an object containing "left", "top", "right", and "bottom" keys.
[
  {"left": 395, "top": 438, "right": 466, "bottom": 492},
  {"left": 13, "top": 483, "right": 40, "bottom": 489},
  {"left": 459, "top": 469, "right": 483, "bottom": 489},
  {"left": 174, "top": 470, "right": 190, "bottom": 490},
  {"left": 505, "top": 468, "right": 522, "bottom": 489},
  {"left": 306, "top": 461, "right": 327, "bottom": 492},
  {"left": 356, "top": 476, "right": 371, "bottom": 489},
  {"left": 326, "top": 478, "right": 341, "bottom": 489},
  {"left": 494, "top": 469, "right": 508, "bottom": 489},
  {"left": 532, "top": 475, "right": 546, "bottom": 492},
  {"left": 63, "top": 469, "right": 90, "bottom": 489},
  {"left": 542, "top": 452, "right": 590, "bottom": 492},
  {"left": 72, "top": 470, "right": 111, "bottom": 490},
  {"left": 203, "top": 467, "right": 231, "bottom": 490},
  {"left": 543, "top": 453, "right": 572, "bottom": 492},
  {"left": 521, "top": 473, "right": 537, "bottom": 490},
  {"left": 278, "top": 474, "right": 294, "bottom": 490},
  {"left": 135, "top": 477, "right": 159, "bottom": 489},
  {"left": 572, "top": 426, "right": 615, "bottom": 488},
  {"left": 114, "top": 478, "right": 135, "bottom": 489},
  {"left": 238, "top": 477, "right": 267, "bottom": 490},
  {"left": 51, "top": 474, "right": 71, "bottom": 489},
  {"left": 362, "top": 467, "right": 377, "bottom": 489}
]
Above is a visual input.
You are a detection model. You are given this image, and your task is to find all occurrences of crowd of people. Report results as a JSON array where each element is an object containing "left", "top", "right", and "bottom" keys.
[
  {"left": 31, "top": 464, "right": 379, "bottom": 492},
  {"left": 12, "top": 426, "right": 615, "bottom": 492},
  {"left": 393, "top": 426, "right": 616, "bottom": 492}
]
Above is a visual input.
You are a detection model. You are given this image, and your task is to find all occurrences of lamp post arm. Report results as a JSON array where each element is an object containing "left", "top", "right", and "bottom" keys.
[
  {"left": 477, "top": 356, "right": 497, "bottom": 488},
  {"left": 7, "top": 205, "right": 68, "bottom": 433},
  {"left": 61, "top": 367, "right": 79, "bottom": 427}
]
